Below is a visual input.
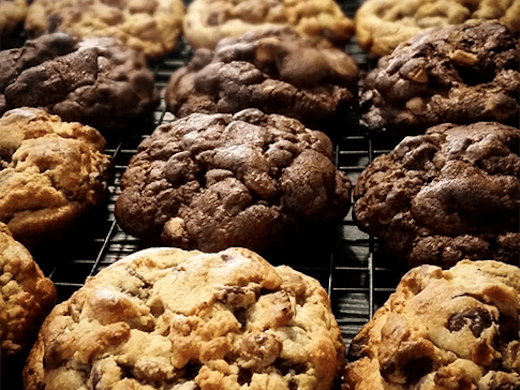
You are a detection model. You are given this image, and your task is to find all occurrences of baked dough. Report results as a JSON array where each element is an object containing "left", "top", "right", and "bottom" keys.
[{"left": 24, "top": 246, "right": 345, "bottom": 390}]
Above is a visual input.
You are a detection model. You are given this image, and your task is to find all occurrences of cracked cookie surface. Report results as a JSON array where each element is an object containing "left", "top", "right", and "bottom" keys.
[
  {"left": 24, "top": 246, "right": 345, "bottom": 390},
  {"left": 24, "top": 0, "right": 185, "bottom": 58},
  {"left": 115, "top": 108, "right": 352, "bottom": 253},
  {"left": 165, "top": 26, "right": 359, "bottom": 135},
  {"left": 0, "top": 107, "right": 112, "bottom": 245},
  {"left": 0, "top": 222, "right": 56, "bottom": 360},
  {"left": 0, "top": 33, "right": 160, "bottom": 134},
  {"left": 360, "top": 22, "right": 520, "bottom": 136},
  {"left": 183, "top": 0, "right": 354, "bottom": 50},
  {"left": 343, "top": 260, "right": 520, "bottom": 390},
  {"left": 352, "top": 121, "right": 520, "bottom": 268}
]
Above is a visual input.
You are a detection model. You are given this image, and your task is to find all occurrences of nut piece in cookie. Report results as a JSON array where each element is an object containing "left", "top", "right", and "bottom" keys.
[
  {"left": 165, "top": 26, "right": 359, "bottom": 136},
  {"left": 0, "top": 222, "right": 56, "bottom": 361},
  {"left": 24, "top": 0, "right": 185, "bottom": 58},
  {"left": 344, "top": 260, "right": 520, "bottom": 390},
  {"left": 0, "top": 107, "right": 113, "bottom": 246},
  {"left": 355, "top": 0, "right": 520, "bottom": 58},
  {"left": 23, "top": 246, "right": 345, "bottom": 390},
  {"left": 0, "top": 33, "right": 160, "bottom": 134},
  {"left": 115, "top": 108, "right": 352, "bottom": 253},
  {"left": 353, "top": 122, "right": 520, "bottom": 268},
  {"left": 183, "top": 0, "right": 355, "bottom": 50},
  {"left": 360, "top": 22, "right": 520, "bottom": 136}
]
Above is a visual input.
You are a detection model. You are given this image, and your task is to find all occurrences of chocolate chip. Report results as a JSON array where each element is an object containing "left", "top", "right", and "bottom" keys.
[
  {"left": 346, "top": 334, "right": 369, "bottom": 362},
  {"left": 447, "top": 308, "right": 493, "bottom": 337},
  {"left": 238, "top": 368, "right": 252, "bottom": 385}
]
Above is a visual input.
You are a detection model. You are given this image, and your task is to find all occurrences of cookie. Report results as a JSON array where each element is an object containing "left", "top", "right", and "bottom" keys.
[
  {"left": 352, "top": 121, "right": 520, "bottom": 268},
  {"left": 115, "top": 108, "right": 352, "bottom": 253},
  {"left": 24, "top": 0, "right": 185, "bottom": 58},
  {"left": 24, "top": 246, "right": 345, "bottom": 390},
  {"left": 0, "top": 0, "right": 28, "bottom": 42},
  {"left": 359, "top": 21, "right": 520, "bottom": 136},
  {"left": 355, "top": 0, "right": 520, "bottom": 58},
  {"left": 0, "top": 32, "right": 160, "bottom": 134},
  {"left": 0, "top": 222, "right": 56, "bottom": 360},
  {"left": 183, "top": 0, "right": 355, "bottom": 50},
  {"left": 165, "top": 26, "right": 359, "bottom": 135},
  {"left": 0, "top": 107, "right": 113, "bottom": 245},
  {"left": 344, "top": 260, "right": 520, "bottom": 390}
]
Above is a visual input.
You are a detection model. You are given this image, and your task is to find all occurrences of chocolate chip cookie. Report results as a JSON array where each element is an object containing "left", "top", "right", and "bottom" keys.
[
  {"left": 0, "top": 107, "right": 113, "bottom": 245},
  {"left": 183, "top": 0, "right": 355, "bottom": 50},
  {"left": 165, "top": 26, "right": 359, "bottom": 135},
  {"left": 25, "top": 0, "right": 185, "bottom": 58},
  {"left": 352, "top": 121, "right": 520, "bottom": 268},
  {"left": 344, "top": 259, "right": 520, "bottom": 390},
  {"left": 24, "top": 246, "right": 345, "bottom": 390},
  {"left": 0, "top": 222, "right": 56, "bottom": 360},
  {"left": 355, "top": 0, "right": 520, "bottom": 58},
  {"left": 359, "top": 21, "right": 520, "bottom": 136},
  {"left": 115, "top": 108, "right": 352, "bottom": 253},
  {"left": 0, "top": 32, "right": 160, "bottom": 134}
]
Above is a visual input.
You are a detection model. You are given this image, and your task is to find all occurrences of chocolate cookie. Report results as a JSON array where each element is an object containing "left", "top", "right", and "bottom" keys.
[
  {"left": 344, "top": 260, "right": 520, "bottom": 390},
  {"left": 355, "top": 0, "right": 520, "bottom": 58},
  {"left": 24, "top": 0, "right": 185, "bottom": 58},
  {"left": 0, "top": 33, "right": 160, "bottom": 134},
  {"left": 0, "top": 107, "right": 113, "bottom": 245},
  {"left": 183, "top": 0, "right": 355, "bottom": 50},
  {"left": 352, "top": 121, "right": 520, "bottom": 268},
  {"left": 0, "top": 0, "right": 28, "bottom": 42},
  {"left": 115, "top": 108, "right": 352, "bottom": 253},
  {"left": 359, "top": 22, "right": 520, "bottom": 136},
  {"left": 0, "top": 222, "right": 56, "bottom": 360},
  {"left": 24, "top": 246, "right": 345, "bottom": 390},
  {"left": 165, "top": 27, "right": 359, "bottom": 135}
]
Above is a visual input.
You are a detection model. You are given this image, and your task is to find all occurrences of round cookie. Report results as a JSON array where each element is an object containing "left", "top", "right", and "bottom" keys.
[
  {"left": 24, "top": 246, "right": 346, "bottom": 390},
  {"left": 0, "top": 222, "right": 56, "bottom": 360},
  {"left": 24, "top": 0, "right": 185, "bottom": 58},
  {"left": 165, "top": 27, "right": 359, "bottom": 135},
  {"left": 352, "top": 121, "right": 520, "bottom": 268},
  {"left": 359, "top": 21, "right": 520, "bottom": 136},
  {"left": 0, "top": 33, "right": 160, "bottom": 134},
  {"left": 0, "top": 0, "right": 28, "bottom": 42},
  {"left": 354, "top": 0, "right": 520, "bottom": 58},
  {"left": 115, "top": 108, "right": 352, "bottom": 253},
  {"left": 0, "top": 107, "right": 113, "bottom": 245},
  {"left": 344, "top": 259, "right": 520, "bottom": 390},
  {"left": 183, "top": 0, "right": 355, "bottom": 50}
]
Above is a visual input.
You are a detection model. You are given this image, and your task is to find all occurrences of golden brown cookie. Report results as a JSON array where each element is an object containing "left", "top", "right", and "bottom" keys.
[
  {"left": 344, "top": 260, "right": 520, "bottom": 390},
  {"left": 24, "top": 246, "right": 345, "bottom": 390},
  {"left": 0, "top": 107, "right": 113, "bottom": 245},
  {"left": 24, "top": 0, "right": 185, "bottom": 58},
  {"left": 0, "top": 222, "right": 56, "bottom": 360},
  {"left": 354, "top": 0, "right": 520, "bottom": 57},
  {"left": 0, "top": 0, "right": 28, "bottom": 41},
  {"left": 183, "top": 0, "right": 355, "bottom": 50}
]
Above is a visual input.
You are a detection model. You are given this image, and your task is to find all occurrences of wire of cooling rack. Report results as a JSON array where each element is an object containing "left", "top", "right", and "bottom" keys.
[{"left": 33, "top": 33, "right": 406, "bottom": 347}]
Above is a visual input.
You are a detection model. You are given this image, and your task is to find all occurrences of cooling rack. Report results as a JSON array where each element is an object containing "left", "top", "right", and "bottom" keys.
[
  {"left": 1, "top": 2, "right": 411, "bottom": 389},
  {"left": 30, "top": 35, "right": 406, "bottom": 345}
]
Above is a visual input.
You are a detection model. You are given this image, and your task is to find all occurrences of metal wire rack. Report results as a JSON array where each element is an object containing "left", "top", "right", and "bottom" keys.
[
  {"left": 1, "top": 2, "right": 411, "bottom": 388},
  {"left": 28, "top": 37, "right": 407, "bottom": 348}
]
